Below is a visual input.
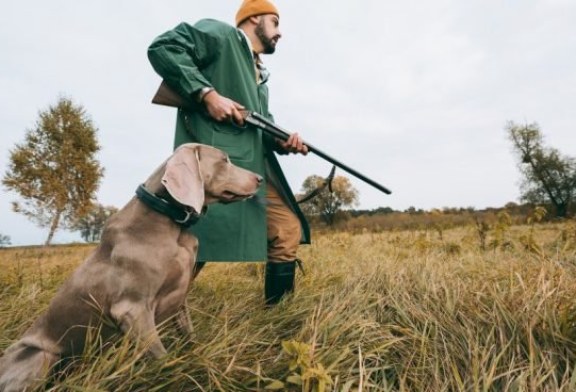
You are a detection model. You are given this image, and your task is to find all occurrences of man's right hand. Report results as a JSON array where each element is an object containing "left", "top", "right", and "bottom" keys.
[{"left": 202, "top": 90, "right": 245, "bottom": 126}]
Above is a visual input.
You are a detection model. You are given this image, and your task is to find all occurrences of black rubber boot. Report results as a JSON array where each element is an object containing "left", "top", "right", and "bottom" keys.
[{"left": 264, "top": 261, "right": 296, "bottom": 306}]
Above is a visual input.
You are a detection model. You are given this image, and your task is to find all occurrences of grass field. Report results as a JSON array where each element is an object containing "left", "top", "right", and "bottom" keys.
[{"left": 1, "top": 220, "right": 576, "bottom": 391}]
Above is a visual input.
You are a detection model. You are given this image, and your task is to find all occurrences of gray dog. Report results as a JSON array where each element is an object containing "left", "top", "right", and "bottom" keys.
[{"left": 0, "top": 143, "right": 262, "bottom": 391}]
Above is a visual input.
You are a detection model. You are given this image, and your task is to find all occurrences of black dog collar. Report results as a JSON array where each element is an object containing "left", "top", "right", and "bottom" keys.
[{"left": 135, "top": 184, "right": 202, "bottom": 227}]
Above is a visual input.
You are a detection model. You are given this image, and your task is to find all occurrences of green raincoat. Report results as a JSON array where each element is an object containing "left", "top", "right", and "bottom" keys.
[{"left": 148, "top": 19, "right": 310, "bottom": 262}]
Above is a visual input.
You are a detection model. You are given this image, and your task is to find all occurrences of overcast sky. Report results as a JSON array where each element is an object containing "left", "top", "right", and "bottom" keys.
[{"left": 1, "top": 0, "right": 575, "bottom": 245}]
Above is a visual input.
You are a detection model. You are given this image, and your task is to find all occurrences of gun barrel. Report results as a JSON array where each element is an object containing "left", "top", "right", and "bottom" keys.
[{"left": 242, "top": 111, "right": 392, "bottom": 195}]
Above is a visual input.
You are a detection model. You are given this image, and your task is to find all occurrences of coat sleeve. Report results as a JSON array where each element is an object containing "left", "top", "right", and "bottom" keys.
[{"left": 148, "top": 21, "right": 221, "bottom": 102}]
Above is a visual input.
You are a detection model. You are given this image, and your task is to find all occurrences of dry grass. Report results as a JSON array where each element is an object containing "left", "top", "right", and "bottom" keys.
[{"left": 1, "top": 220, "right": 576, "bottom": 391}]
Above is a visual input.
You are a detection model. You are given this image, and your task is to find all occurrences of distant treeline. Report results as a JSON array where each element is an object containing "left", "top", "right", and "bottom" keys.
[{"left": 307, "top": 202, "right": 575, "bottom": 233}]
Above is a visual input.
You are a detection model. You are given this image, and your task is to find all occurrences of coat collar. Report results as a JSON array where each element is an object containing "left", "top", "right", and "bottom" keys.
[
  {"left": 237, "top": 28, "right": 255, "bottom": 57},
  {"left": 237, "top": 28, "right": 270, "bottom": 84}
]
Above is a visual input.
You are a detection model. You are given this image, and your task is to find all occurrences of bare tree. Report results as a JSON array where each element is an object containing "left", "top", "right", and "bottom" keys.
[
  {"left": 0, "top": 234, "right": 11, "bottom": 247},
  {"left": 70, "top": 203, "right": 118, "bottom": 243},
  {"left": 506, "top": 121, "right": 576, "bottom": 217}
]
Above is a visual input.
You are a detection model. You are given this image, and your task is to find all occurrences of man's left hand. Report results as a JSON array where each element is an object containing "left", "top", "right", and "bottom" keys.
[{"left": 277, "top": 133, "right": 308, "bottom": 155}]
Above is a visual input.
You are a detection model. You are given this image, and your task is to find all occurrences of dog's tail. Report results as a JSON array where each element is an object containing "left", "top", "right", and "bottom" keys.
[{"left": 0, "top": 341, "right": 58, "bottom": 392}]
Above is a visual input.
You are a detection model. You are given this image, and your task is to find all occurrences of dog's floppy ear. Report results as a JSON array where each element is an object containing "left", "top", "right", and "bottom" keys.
[{"left": 161, "top": 145, "right": 205, "bottom": 213}]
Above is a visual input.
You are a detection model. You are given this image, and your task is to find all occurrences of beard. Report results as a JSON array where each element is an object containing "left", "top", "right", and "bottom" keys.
[{"left": 255, "top": 20, "right": 278, "bottom": 54}]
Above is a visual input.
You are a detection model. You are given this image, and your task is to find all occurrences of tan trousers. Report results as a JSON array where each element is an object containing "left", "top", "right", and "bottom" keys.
[{"left": 266, "top": 183, "right": 301, "bottom": 262}]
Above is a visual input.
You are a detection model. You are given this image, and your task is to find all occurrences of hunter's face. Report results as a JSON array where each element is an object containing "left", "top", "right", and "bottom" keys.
[{"left": 255, "top": 14, "right": 281, "bottom": 54}]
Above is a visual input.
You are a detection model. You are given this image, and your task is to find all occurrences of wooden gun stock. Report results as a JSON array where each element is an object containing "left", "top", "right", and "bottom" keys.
[{"left": 151, "top": 80, "right": 193, "bottom": 110}]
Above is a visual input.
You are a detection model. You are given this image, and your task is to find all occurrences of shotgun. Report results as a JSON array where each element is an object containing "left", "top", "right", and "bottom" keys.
[
  {"left": 152, "top": 81, "right": 392, "bottom": 195},
  {"left": 241, "top": 111, "right": 392, "bottom": 195}
]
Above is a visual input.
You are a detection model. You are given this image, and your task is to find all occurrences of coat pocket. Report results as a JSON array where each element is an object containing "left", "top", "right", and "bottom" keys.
[{"left": 210, "top": 123, "right": 254, "bottom": 162}]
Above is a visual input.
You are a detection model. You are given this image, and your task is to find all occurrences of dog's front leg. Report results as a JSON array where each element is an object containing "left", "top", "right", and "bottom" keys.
[
  {"left": 175, "top": 304, "right": 193, "bottom": 338},
  {"left": 110, "top": 302, "right": 167, "bottom": 359}
]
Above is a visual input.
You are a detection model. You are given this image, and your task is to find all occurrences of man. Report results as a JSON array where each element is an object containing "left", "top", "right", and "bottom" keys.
[{"left": 148, "top": 0, "right": 310, "bottom": 305}]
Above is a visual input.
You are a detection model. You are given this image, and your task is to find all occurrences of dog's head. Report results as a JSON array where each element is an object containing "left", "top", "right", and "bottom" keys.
[{"left": 160, "top": 143, "right": 262, "bottom": 213}]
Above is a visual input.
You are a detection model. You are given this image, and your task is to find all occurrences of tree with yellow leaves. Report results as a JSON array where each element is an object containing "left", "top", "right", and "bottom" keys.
[
  {"left": 3, "top": 97, "right": 104, "bottom": 245},
  {"left": 299, "top": 174, "right": 359, "bottom": 225}
]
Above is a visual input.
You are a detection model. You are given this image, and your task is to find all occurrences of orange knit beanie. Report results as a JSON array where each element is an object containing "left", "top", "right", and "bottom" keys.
[{"left": 235, "top": 0, "right": 279, "bottom": 26}]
